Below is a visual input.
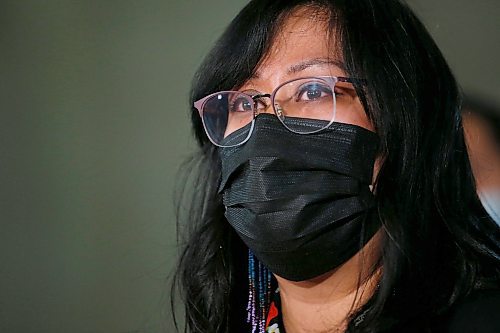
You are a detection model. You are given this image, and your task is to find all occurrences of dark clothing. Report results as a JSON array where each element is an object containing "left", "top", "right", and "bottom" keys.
[
  {"left": 265, "top": 289, "right": 500, "bottom": 332},
  {"left": 430, "top": 289, "right": 500, "bottom": 333}
]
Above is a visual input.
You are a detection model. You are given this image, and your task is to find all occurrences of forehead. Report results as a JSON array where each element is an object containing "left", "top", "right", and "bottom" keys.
[{"left": 252, "top": 7, "right": 343, "bottom": 80}]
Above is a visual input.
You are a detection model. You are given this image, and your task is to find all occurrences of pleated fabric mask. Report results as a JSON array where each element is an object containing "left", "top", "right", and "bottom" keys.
[{"left": 219, "top": 114, "right": 380, "bottom": 281}]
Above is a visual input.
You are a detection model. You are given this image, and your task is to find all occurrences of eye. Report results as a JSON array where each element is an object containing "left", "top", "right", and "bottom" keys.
[
  {"left": 296, "top": 82, "right": 333, "bottom": 102},
  {"left": 230, "top": 97, "right": 253, "bottom": 112}
]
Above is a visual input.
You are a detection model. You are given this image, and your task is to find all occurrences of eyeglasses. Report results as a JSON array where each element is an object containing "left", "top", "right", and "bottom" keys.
[{"left": 193, "top": 76, "right": 364, "bottom": 147}]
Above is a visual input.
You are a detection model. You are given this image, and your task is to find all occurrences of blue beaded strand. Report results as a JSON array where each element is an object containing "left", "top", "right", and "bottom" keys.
[{"left": 247, "top": 249, "right": 272, "bottom": 333}]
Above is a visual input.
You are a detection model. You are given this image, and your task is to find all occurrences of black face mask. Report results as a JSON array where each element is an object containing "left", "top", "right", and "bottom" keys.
[{"left": 218, "top": 114, "right": 380, "bottom": 281}]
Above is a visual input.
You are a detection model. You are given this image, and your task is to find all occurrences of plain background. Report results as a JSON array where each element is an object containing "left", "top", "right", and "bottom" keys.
[{"left": 0, "top": 1, "right": 498, "bottom": 332}]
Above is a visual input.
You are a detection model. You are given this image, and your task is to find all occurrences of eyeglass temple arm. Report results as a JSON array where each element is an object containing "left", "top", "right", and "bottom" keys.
[{"left": 337, "top": 77, "right": 367, "bottom": 85}]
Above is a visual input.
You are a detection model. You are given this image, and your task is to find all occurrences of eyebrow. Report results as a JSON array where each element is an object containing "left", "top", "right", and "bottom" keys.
[
  {"left": 287, "top": 58, "right": 346, "bottom": 75},
  {"left": 251, "top": 58, "right": 346, "bottom": 79}
]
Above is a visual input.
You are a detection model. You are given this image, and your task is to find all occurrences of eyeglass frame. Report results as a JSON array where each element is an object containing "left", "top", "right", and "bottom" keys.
[{"left": 193, "top": 76, "right": 365, "bottom": 147}]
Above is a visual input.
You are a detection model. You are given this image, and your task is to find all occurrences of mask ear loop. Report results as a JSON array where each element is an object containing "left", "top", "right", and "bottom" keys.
[{"left": 247, "top": 249, "right": 272, "bottom": 333}]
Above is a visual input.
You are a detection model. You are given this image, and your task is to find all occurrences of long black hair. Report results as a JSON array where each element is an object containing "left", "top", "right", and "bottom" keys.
[{"left": 171, "top": 0, "right": 500, "bottom": 332}]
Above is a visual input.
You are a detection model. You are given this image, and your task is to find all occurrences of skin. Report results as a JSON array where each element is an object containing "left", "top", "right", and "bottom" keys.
[
  {"left": 236, "top": 8, "right": 383, "bottom": 333},
  {"left": 463, "top": 110, "right": 500, "bottom": 221},
  {"left": 463, "top": 110, "right": 500, "bottom": 192}
]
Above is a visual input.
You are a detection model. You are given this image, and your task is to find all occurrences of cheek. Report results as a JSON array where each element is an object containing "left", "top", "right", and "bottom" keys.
[
  {"left": 335, "top": 100, "right": 375, "bottom": 132},
  {"left": 334, "top": 99, "right": 379, "bottom": 184}
]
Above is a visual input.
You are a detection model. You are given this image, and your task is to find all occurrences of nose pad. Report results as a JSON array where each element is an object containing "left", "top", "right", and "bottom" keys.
[{"left": 274, "top": 103, "right": 285, "bottom": 121}]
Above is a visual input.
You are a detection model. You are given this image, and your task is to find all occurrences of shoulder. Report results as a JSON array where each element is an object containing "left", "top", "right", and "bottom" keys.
[
  {"left": 386, "top": 289, "right": 500, "bottom": 333},
  {"left": 438, "top": 288, "right": 500, "bottom": 333}
]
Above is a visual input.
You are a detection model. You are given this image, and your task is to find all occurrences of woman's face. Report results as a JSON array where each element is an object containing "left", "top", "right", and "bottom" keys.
[{"left": 237, "top": 9, "right": 374, "bottom": 132}]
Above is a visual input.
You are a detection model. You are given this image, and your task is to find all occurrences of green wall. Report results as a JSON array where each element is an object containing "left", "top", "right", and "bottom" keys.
[
  {"left": 0, "top": 1, "right": 498, "bottom": 333},
  {"left": 0, "top": 1, "right": 248, "bottom": 332}
]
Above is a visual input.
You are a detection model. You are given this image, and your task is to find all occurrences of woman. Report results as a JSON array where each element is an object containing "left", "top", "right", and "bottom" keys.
[{"left": 172, "top": 0, "right": 500, "bottom": 332}]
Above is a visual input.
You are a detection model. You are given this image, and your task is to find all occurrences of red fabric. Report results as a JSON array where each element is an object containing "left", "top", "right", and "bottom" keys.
[{"left": 266, "top": 301, "right": 278, "bottom": 328}]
